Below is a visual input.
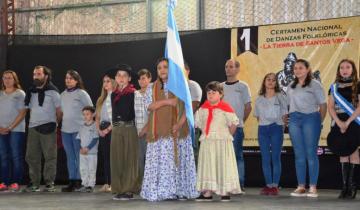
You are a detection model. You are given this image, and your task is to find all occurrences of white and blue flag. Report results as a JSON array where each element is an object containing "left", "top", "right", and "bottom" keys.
[{"left": 165, "top": 0, "right": 195, "bottom": 145}]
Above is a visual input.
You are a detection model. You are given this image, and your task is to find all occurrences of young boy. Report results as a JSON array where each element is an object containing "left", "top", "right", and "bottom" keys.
[
  {"left": 111, "top": 64, "right": 141, "bottom": 200},
  {"left": 76, "top": 106, "right": 99, "bottom": 193},
  {"left": 134, "top": 69, "right": 152, "bottom": 179}
]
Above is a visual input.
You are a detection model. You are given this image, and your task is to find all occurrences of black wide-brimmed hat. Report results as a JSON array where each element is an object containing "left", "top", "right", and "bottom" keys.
[
  {"left": 115, "top": 64, "right": 137, "bottom": 78},
  {"left": 104, "top": 64, "right": 137, "bottom": 82},
  {"left": 327, "top": 122, "right": 359, "bottom": 156}
]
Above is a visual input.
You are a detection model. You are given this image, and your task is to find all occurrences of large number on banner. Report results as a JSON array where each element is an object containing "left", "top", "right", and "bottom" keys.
[
  {"left": 237, "top": 26, "right": 258, "bottom": 56},
  {"left": 240, "top": 28, "right": 250, "bottom": 51}
]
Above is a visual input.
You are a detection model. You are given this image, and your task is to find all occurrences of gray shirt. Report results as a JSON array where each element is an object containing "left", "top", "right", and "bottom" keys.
[
  {"left": 254, "top": 94, "right": 288, "bottom": 126},
  {"left": 76, "top": 122, "right": 99, "bottom": 154},
  {"left": 27, "top": 90, "right": 61, "bottom": 128},
  {"left": 188, "top": 80, "right": 202, "bottom": 102},
  {"left": 286, "top": 79, "right": 326, "bottom": 114},
  {"left": 0, "top": 89, "right": 26, "bottom": 132},
  {"left": 61, "top": 89, "right": 93, "bottom": 133},
  {"left": 222, "top": 80, "right": 251, "bottom": 127}
]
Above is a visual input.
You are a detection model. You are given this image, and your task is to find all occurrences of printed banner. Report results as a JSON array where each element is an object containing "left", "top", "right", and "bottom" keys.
[{"left": 231, "top": 16, "right": 360, "bottom": 146}]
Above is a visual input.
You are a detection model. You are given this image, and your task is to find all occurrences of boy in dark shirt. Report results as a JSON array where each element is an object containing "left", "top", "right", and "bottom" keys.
[{"left": 110, "top": 64, "right": 141, "bottom": 201}]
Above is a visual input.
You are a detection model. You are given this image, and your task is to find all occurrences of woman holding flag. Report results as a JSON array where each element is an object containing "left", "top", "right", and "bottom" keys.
[
  {"left": 140, "top": 58, "right": 198, "bottom": 201},
  {"left": 327, "top": 59, "right": 360, "bottom": 199}
]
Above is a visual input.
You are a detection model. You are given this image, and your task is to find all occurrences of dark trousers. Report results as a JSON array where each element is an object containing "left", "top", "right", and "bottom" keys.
[{"left": 99, "top": 132, "right": 111, "bottom": 184}]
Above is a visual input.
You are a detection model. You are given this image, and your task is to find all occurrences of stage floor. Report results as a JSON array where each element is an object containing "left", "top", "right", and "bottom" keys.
[{"left": 0, "top": 187, "right": 358, "bottom": 210}]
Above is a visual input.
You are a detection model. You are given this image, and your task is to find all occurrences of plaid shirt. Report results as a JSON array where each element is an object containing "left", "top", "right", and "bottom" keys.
[{"left": 134, "top": 89, "right": 148, "bottom": 133}]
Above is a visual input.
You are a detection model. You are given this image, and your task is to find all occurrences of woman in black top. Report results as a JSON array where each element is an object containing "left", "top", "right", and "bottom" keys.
[{"left": 327, "top": 59, "right": 360, "bottom": 199}]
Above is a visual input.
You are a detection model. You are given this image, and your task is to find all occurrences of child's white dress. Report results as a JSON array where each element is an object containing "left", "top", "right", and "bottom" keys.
[{"left": 195, "top": 108, "right": 242, "bottom": 195}]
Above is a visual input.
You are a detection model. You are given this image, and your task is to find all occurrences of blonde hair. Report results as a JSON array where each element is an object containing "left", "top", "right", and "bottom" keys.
[
  {"left": 95, "top": 76, "right": 116, "bottom": 117},
  {"left": 1, "top": 70, "right": 22, "bottom": 90}
]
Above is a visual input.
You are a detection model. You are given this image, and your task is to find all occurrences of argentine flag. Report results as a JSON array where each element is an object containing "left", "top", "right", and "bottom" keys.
[{"left": 165, "top": 0, "right": 195, "bottom": 145}]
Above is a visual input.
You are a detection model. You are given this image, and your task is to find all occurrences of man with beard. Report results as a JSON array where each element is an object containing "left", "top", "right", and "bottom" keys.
[{"left": 23, "top": 66, "right": 61, "bottom": 192}]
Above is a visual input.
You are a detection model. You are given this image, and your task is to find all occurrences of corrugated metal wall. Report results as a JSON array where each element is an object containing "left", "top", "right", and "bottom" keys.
[{"left": 11, "top": 0, "right": 360, "bottom": 35}]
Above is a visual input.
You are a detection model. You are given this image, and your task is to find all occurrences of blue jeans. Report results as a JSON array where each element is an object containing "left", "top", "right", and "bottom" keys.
[
  {"left": 258, "top": 123, "right": 283, "bottom": 187},
  {"left": 289, "top": 112, "right": 321, "bottom": 186},
  {"left": 62, "top": 132, "right": 81, "bottom": 180},
  {"left": 0, "top": 132, "right": 25, "bottom": 185},
  {"left": 233, "top": 127, "right": 245, "bottom": 187}
]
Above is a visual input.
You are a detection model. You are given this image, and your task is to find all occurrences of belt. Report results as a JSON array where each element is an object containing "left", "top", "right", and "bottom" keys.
[{"left": 113, "top": 120, "right": 134, "bottom": 127}]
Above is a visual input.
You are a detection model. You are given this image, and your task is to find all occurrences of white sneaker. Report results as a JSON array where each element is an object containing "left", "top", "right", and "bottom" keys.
[
  {"left": 99, "top": 184, "right": 110, "bottom": 192},
  {"left": 106, "top": 186, "right": 112, "bottom": 193},
  {"left": 290, "top": 188, "right": 307, "bottom": 197},
  {"left": 307, "top": 189, "right": 318, "bottom": 198}
]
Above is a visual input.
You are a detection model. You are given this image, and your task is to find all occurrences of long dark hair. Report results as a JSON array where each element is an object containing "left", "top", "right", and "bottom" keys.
[
  {"left": 335, "top": 59, "right": 358, "bottom": 106},
  {"left": 66, "top": 70, "right": 85, "bottom": 89},
  {"left": 155, "top": 57, "right": 168, "bottom": 89},
  {"left": 259, "top": 73, "right": 280, "bottom": 96},
  {"left": 290, "top": 59, "right": 312, "bottom": 89}
]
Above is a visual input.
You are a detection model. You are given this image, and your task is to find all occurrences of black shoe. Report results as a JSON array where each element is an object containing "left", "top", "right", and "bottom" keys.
[
  {"left": 113, "top": 193, "right": 130, "bottom": 201},
  {"left": 22, "top": 183, "right": 40, "bottom": 192},
  {"left": 195, "top": 194, "right": 213, "bottom": 202},
  {"left": 61, "top": 180, "right": 75, "bottom": 192},
  {"left": 338, "top": 162, "right": 349, "bottom": 199},
  {"left": 86, "top": 187, "right": 94, "bottom": 193},
  {"left": 78, "top": 186, "right": 88, "bottom": 193},
  {"left": 113, "top": 194, "right": 124, "bottom": 200},
  {"left": 346, "top": 164, "right": 357, "bottom": 199},
  {"left": 44, "top": 183, "right": 56, "bottom": 192},
  {"left": 221, "top": 196, "right": 231, "bottom": 202},
  {"left": 73, "top": 180, "right": 82, "bottom": 191}
]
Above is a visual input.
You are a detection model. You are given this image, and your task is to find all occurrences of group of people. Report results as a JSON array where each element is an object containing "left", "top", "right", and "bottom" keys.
[{"left": 0, "top": 57, "right": 359, "bottom": 202}]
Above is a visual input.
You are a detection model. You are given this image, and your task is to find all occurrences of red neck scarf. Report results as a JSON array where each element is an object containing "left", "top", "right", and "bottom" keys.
[
  {"left": 201, "top": 100, "right": 235, "bottom": 136},
  {"left": 112, "top": 84, "right": 136, "bottom": 104}
]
